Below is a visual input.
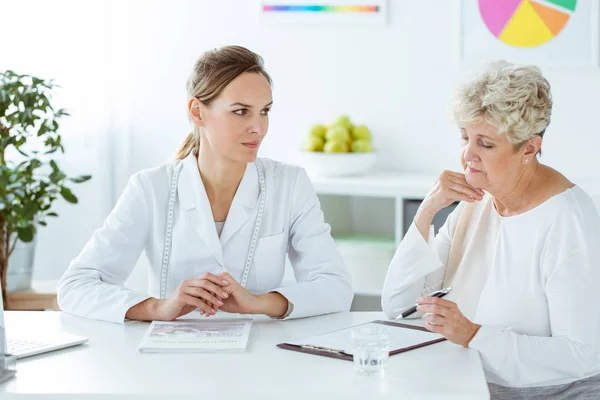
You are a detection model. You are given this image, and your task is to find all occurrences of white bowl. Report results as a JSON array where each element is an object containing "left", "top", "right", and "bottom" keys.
[{"left": 298, "top": 151, "right": 376, "bottom": 177}]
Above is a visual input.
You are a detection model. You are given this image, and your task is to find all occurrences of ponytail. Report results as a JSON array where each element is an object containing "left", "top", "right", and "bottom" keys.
[{"left": 173, "top": 131, "right": 200, "bottom": 160}]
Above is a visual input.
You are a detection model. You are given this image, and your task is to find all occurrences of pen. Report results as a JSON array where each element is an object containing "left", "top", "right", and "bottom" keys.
[
  {"left": 399, "top": 287, "right": 452, "bottom": 319},
  {"left": 301, "top": 344, "right": 348, "bottom": 355}
]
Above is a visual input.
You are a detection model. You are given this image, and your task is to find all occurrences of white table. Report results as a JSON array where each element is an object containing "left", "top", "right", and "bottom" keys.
[{"left": 1, "top": 311, "right": 490, "bottom": 399}]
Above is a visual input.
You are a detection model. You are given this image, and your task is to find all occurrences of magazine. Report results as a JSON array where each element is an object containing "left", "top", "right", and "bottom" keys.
[{"left": 138, "top": 319, "right": 252, "bottom": 353}]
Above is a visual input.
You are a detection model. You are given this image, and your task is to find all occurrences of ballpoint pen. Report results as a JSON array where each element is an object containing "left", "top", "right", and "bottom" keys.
[{"left": 400, "top": 287, "right": 452, "bottom": 319}]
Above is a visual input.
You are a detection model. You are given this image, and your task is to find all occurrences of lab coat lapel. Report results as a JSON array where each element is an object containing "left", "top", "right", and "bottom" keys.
[
  {"left": 219, "top": 162, "right": 259, "bottom": 247},
  {"left": 177, "top": 153, "right": 224, "bottom": 266}
]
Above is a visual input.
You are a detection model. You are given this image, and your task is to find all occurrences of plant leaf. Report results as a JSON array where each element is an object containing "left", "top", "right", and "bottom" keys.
[
  {"left": 69, "top": 175, "right": 92, "bottom": 183},
  {"left": 60, "top": 187, "right": 78, "bottom": 204},
  {"left": 17, "top": 225, "right": 35, "bottom": 242}
]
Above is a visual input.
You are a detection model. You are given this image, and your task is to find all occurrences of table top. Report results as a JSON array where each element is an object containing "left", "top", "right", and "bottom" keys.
[{"left": 1, "top": 311, "right": 489, "bottom": 399}]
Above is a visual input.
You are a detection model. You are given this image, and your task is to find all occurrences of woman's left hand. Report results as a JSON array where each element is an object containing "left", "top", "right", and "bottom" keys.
[
  {"left": 202, "top": 272, "right": 288, "bottom": 318},
  {"left": 416, "top": 297, "right": 481, "bottom": 347}
]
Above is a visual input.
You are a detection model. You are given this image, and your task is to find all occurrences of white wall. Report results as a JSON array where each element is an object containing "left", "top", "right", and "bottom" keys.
[{"left": 1, "top": 0, "right": 599, "bottom": 282}]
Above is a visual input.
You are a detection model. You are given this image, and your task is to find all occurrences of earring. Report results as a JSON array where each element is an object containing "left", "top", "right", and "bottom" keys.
[{"left": 524, "top": 159, "right": 529, "bottom": 163}]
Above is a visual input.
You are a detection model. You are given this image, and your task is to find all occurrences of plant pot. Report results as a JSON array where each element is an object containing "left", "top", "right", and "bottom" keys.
[{"left": 6, "top": 237, "right": 37, "bottom": 292}]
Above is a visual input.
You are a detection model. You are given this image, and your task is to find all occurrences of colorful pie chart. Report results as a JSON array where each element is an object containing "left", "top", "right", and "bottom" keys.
[{"left": 479, "top": 0, "right": 577, "bottom": 48}]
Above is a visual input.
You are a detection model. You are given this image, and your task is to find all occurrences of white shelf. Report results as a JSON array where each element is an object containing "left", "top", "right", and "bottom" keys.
[
  {"left": 333, "top": 235, "right": 395, "bottom": 246},
  {"left": 310, "top": 172, "right": 600, "bottom": 201},
  {"left": 309, "top": 171, "right": 438, "bottom": 198},
  {"left": 311, "top": 171, "right": 439, "bottom": 247}
]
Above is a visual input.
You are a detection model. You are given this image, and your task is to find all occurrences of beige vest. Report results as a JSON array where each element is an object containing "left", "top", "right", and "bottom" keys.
[{"left": 442, "top": 197, "right": 501, "bottom": 320}]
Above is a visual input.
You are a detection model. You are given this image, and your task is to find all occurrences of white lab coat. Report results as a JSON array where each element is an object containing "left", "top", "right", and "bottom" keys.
[{"left": 57, "top": 153, "right": 353, "bottom": 324}]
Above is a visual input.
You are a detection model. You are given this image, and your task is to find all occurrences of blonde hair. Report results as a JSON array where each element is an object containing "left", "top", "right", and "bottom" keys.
[
  {"left": 452, "top": 60, "right": 552, "bottom": 152},
  {"left": 174, "top": 46, "right": 272, "bottom": 160}
]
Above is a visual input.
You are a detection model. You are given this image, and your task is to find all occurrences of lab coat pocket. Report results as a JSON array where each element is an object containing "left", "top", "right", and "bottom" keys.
[{"left": 254, "top": 230, "right": 287, "bottom": 292}]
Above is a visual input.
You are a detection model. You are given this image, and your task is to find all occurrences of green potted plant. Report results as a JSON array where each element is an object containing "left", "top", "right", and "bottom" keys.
[{"left": 0, "top": 70, "right": 91, "bottom": 309}]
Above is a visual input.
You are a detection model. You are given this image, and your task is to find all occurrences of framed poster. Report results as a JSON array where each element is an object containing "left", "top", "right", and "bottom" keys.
[{"left": 458, "top": 0, "right": 600, "bottom": 68}]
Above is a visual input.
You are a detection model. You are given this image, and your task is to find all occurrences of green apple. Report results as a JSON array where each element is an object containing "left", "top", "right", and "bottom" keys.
[
  {"left": 351, "top": 139, "right": 374, "bottom": 153},
  {"left": 302, "top": 136, "right": 325, "bottom": 152},
  {"left": 325, "top": 125, "right": 350, "bottom": 143},
  {"left": 324, "top": 140, "right": 349, "bottom": 153},
  {"left": 334, "top": 115, "right": 353, "bottom": 131},
  {"left": 309, "top": 124, "right": 327, "bottom": 140},
  {"left": 352, "top": 124, "right": 372, "bottom": 140}
]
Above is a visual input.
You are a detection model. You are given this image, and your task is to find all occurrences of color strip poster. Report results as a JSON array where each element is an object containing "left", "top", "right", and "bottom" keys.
[{"left": 261, "top": 0, "right": 388, "bottom": 24}]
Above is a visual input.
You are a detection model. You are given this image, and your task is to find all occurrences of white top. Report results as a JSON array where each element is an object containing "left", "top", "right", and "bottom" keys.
[
  {"left": 215, "top": 221, "right": 225, "bottom": 237},
  {"left": 0, "top": 311, "right": 490, "bottom": 398},
  {"left": 57, "top": 153, "right": 353, "bottom": 324},
  {"left": 382, "top": 186, "right": 600, "bottom": 388}
]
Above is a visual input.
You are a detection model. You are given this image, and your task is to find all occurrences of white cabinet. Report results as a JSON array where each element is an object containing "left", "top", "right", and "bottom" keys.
[
  {"left": 310, "top": 171, "right": 438, "bottom": 243},
  {"left": 309, "top": 172, "right": 438, "bottom": 301}
]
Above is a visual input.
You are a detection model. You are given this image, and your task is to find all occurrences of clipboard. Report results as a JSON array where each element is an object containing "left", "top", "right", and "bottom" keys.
[{"left": 277, "top": 320, "right": 446, "bottom": 362}]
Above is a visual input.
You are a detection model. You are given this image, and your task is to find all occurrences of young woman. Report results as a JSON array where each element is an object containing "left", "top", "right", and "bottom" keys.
[{"left": 58, "top": 46, "right": 353, "bottom": 324}]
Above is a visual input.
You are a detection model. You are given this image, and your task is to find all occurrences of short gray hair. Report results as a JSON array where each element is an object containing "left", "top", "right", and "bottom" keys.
[{"left": 452, "top": 60, "right": 552, "bottom": 146}]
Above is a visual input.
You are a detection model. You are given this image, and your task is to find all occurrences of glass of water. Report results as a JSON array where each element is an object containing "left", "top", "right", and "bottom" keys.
[{"left": 351, "top": 325, "right": 390, "bottom": 376}]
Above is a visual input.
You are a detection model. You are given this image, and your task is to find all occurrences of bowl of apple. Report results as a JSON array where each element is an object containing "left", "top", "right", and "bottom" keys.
[{"left": 299, "top": 115, "right": 376, "bottom": 177}]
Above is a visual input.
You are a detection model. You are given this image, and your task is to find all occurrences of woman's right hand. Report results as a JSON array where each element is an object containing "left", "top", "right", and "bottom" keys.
[
  {"left": 154, "top": 273, "right": 231, "bottom": 321},
  {"left": 420, "top": 170, "right": 484, "bottom": 217},
  {"left": 412, "top": 171, "right": 483, "bottom": 241}
]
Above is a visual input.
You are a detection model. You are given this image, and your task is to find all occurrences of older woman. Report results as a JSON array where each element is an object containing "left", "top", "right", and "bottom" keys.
[{"left": 382, "top": 61, "right": 600, "bottom": 398}]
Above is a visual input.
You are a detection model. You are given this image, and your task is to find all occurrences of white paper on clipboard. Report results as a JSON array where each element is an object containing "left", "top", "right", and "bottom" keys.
[{"left": 286, "top": 321, "right": 444, "bottom": 356}]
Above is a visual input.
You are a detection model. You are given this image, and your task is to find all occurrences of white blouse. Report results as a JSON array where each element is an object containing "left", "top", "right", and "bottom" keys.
[
  {"left": 382, "top": 186, "right": 600, "bottom": 388},
  {"left": 215, "top": 221, "right": 225, "bottom": 237}
]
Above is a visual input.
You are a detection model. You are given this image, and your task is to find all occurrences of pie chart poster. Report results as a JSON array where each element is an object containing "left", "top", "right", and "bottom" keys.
[{"left": 460, "top": 0, "right": 598, "bottom": 67}]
